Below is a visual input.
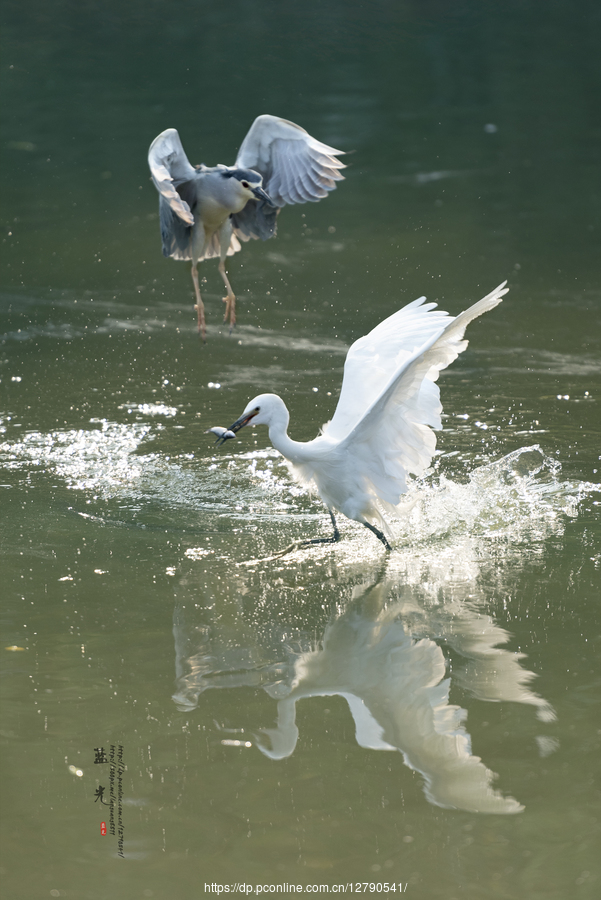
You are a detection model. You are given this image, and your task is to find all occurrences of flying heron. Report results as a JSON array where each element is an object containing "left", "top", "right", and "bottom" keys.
[{"left": 148, "top": 115, "right": 345, "bottom": 338}]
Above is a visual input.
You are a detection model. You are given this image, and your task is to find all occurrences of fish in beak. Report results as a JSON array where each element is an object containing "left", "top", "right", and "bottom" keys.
[
  {"left": 206, "top": 426, "right": 236, "bottom": 445},
  {"left": 208, "top": 410, "right": 257, "bottom": 447}
]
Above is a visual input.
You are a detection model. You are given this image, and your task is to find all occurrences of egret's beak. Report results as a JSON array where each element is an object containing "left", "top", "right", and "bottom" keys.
[
  {"left": 215, "top": 410, "right": 256, "bottom": 446},
  {"left": 229, "top": 411, "right": 256, "bottom": 434},
  {"left": 252, "top": 185, "right": 275, "bottom": 206}
]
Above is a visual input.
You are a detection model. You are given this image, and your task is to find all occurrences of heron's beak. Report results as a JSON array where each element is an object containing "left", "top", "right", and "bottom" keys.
[{"left": 252, "top": 186, "right": 275, "bottom": 206}]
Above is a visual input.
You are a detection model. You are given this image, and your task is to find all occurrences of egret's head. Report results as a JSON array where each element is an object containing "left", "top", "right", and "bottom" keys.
[
  {"left": 228, "top": 393, "right": 286, "bottom": 434},
  {"left": 221, "top": 167, "right": 274, "bottom": 207}
]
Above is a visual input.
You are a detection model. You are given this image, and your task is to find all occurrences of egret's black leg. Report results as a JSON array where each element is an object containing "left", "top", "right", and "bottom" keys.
[
  {"left": 241, "top": 511, "right": 341, "bottom": 563},
  {"left": 363, "top": 521, "right": 392, "bottom": 551},
  {"left": 301, "top": 510, "right": 340, "bottom": 546}
]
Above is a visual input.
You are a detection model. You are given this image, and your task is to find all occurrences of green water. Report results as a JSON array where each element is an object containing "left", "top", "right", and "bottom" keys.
[{"left": 1, "top": 1, "right": 600, "bottom": 898}]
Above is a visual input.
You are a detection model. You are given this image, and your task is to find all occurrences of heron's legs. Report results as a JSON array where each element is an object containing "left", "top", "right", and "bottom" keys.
[
  {"left": 191, "top": 263, "right": 206, "bottom": 341},
  {"left": 218, "top": 259, "right": 236, "bottom": 331},
  {"left": 217, "top": 220, "right": 237, "bottom": 332},
  {"left": 363, "top": 521, "right": 392, "bottom": 551}
]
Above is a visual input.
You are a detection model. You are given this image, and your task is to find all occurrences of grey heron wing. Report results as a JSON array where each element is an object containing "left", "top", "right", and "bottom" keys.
[
  {"left": 235, "top": 115, "right": 345, "bottom": 208},
  {"left": 159, "top": 196, "right": 193, "bottom": 260},
  {"left": 230, "top": 200, "right": 280, "bottom": 242},
  {"left": 148, "top": 128, "right": 197, "bottom": 225}
]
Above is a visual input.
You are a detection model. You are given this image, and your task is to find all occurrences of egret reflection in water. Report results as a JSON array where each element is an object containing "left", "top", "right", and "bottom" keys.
[
  {"left": 172, "top": 523, "right": 558, "bottom": 814},
  {"left": 0, "top": 391, "right": 593, "bottom": 815}
]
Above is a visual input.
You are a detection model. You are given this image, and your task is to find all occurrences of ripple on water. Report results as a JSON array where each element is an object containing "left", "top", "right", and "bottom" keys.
[{"left": 0, "top": 410, "right": 596, "bottom": 545}]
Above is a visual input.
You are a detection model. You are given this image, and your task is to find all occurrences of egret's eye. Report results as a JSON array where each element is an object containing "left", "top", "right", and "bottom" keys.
[{"left": 241, "top": 181, "right": 250, "bottom": 189}]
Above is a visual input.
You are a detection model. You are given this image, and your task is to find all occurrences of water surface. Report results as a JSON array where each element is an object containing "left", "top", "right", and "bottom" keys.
[{"left": 1, "top": 1, "right": 600, "bottom": 898}]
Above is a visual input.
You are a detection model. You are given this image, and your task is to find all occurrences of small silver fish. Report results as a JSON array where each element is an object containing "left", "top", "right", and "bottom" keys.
[{"left": 206, "top": 426, "right": 236, "bottom": 444}]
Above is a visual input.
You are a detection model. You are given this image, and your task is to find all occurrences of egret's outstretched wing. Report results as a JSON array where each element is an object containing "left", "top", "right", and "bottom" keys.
[
  {"left": 148, "top": 128, "right": 197, "bottom": 226},
  {"left": 235, "top": 115, "right": 345, "bottom": 207},
  {"left": 323, "top": 297, "right": 453, "bottom": 442},
  {"left": 337, "top": 282, "right": 508, "bottom": 508}
]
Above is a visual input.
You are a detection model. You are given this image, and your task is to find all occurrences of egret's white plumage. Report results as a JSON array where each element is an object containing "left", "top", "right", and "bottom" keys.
[
  {"left": 217, "top": 282, "right": 508, "bottom": 549},
  {"left": 148, "top": 116, "right": 344, "bottom": 337}
]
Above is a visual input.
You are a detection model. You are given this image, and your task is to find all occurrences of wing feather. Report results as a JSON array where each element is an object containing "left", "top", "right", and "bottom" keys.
[
  {"left": 313, "top": 284, "right": 508, "bottom": 526},
  {"left": 231, "top": 200, "right": 280, "bottom": 242},
  {"left": 338, "top": 283, "right": 508, "bottom": 502},
  {"left": 323, "top": 296, "right": 450, "bottom": 442},
  {"left": 235, "top": 115, "right": 345, "bottom": 207},
  {"left": 279, "top": 151, "right": 306, "bottom": 203},
  {"left": 148, "top": 128, "right": 197, "bottom": 226}
]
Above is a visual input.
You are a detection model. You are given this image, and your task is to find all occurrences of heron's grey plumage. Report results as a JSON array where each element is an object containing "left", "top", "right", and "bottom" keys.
[
  {"left": 235, "top": 115, "right": 345, "bottom": 207},
  {"left": 148, "top": 115, "right": 345, "bottom": 337},
  {"left": 231, "top": 199, "right": 279, "bottom": 242},
  {"left": 148, "top": 128, "right": 196, "bottom": 225}
]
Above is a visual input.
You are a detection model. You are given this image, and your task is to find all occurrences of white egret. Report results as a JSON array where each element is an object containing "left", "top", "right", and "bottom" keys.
[{"left": 214, "top": 282, "right": 508, "bottom": 551}]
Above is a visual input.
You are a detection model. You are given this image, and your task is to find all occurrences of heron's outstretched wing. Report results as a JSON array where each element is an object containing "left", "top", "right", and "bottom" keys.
[
  {"left": 331, "top": 282, "right": 508, "bottom": 506},
  {"left": 230, "top": 199, "right": 280, "bottom": 242},
  {"left": 148, "top": 128, "right": 197, "bottom": 226},
  {"left": 235, "top": 115, "right": 345, "bottom": 207}
]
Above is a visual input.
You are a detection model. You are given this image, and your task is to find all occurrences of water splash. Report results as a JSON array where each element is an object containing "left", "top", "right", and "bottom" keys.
[
  {"left": 394, "top": 445, "right": 595, "bottom": 546},
  {"left": 0, "top": 413, "right": 596, "bottom": 543},
  {"left": 0, "top": 419, "right": 152, "bottom": 493}
]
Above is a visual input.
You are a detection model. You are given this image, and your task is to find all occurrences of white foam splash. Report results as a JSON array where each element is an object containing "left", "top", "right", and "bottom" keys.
[{"left": 0, "top": 413, "right": 596, "bottom": 543}]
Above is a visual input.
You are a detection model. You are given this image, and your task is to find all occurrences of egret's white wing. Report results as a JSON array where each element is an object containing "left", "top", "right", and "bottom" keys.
[
  {"left": 337, "top": 282, "right": 508, "bottom": 509},
  {"left": 235, "top": 115, "right": 345, "bottom": 207},
  {"left": 148, "top": 128, "right": 196, "bottom": 226},
  {"left": 323, "top": 297, "right": 453, "bottom": 442}
]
